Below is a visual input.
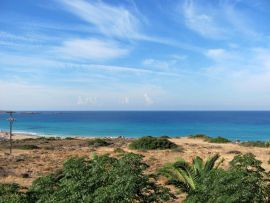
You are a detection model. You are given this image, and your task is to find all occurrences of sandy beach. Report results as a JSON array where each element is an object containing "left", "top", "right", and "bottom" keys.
[
  {"left": 0, "top": 132, "right": 39, "bottom": 140},
  {"left": 0, "top": 133, "right": 270, "bottom": 201}
]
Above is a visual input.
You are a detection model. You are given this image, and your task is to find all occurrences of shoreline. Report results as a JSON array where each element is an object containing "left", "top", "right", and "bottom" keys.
[
  {"left": 0, "top": 131, "right": 267, "bottom": 142},
  {"left": 0, "top": 132, "right": 130, "bottom": 140}
]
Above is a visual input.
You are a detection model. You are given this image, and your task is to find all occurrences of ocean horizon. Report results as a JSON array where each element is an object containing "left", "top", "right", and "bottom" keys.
[{"left": 1, "top": 111, "right": 270, "bottom": 141}]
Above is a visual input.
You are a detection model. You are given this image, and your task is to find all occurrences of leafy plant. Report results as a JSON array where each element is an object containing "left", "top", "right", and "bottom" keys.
[
  {"left": 159, "top": 154, "right": 221, "bottom": 192},
  {"left": 189, "top": 135, "right": 231, "bottom": 143},
  {"left": 88, "top": 138, "right": 111, "bottom": 147},
  {"left": 208, "top": 136, "right": 231, "bottom": 143},
  {"left": 185, "top": 153, "right": 270, "bottom": 203},
  {"left": 129, "top": 136, "right": 177, "bottom": 150},
  {"left": 188, "top": 134, "right": 210, "bottom": 140},
  {"left": 28, "top": 153, "right": 174, "bottom": 203},
  {"left": 0, "top": 183, "right": 27, "bottom": 203}
]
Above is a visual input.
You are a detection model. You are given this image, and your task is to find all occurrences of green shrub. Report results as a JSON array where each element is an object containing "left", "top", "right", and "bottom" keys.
[
  {"left": 159, "top": 154, "right": 221, "bottom": 193},
  {"left": 28, "top": 153, "right": 174, "bottom": 203},
  {"left": 15, "top": 145, "right": 39, "bottom": 150},
  {"left": 184, "top": 153, "right": 270, "bottom": 203},
  {"left": 129, "top": 136, "right": 177, "bottom": 150},
  {"left": 88, "top": 138, "right": 111, "bottom": 147},
  {"left": 113, "top": 147, "right": 125, "bottom": 154},
  {"left": 189, "top": 134, "right": 210, "bottom": 140},
  {"left": 208, "top": 136, "right": 231, "bottom": 143},
  {"left": 189, "top": 135, "right": 231, "bottom": 144},
  {"left": 240, "top": 141, "right": 270, "bottom": 148},
  {"left": 0, "top": 183, "right": 27, "bottom": 203},
  {"left": 64, "top": 137, "right": 76, "bottom": 140}
]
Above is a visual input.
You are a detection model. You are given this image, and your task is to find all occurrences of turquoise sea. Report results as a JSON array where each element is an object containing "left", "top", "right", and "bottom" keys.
[{"left": 0, "top": 111, "right": 270, "bottom": 141}]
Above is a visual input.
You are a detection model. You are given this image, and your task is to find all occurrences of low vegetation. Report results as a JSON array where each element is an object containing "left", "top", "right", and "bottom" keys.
[
  {"left": 160, "top": 153, "right": 270, "bottom": 202},
  {"left": 208, "top": 136, "right": 231, "bottom": 143},
  {"left": 189, "top": 134, "right": 210, "bottom": 140},
  {"left": 189, "top": 134, "right": 231, "bottom": 143},
  {"left": 129, "top": 136, "right": 178, "bottom": 150},
  {"left": 240, "top": 140, "right": 270, "bottom": 148},
  {"left": 88, "top": 138, "right": 111, "bottom": 147},
  {"left": 159, "top": 154, "right": 221, "bottom": 192},
  {"left": 0, "top": 183, "right": 27, "bottom": 203},
  {"left": 15, "top": 144, "right": 39, "bottom": 150},
  {"left": 0, "top": 153, "right": 174, "bottom": 203}
]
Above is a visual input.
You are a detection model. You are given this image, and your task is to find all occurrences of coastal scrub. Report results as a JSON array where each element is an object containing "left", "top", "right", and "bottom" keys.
[{"left": 129, "top": 136, "right": 178, "bottom": 150}]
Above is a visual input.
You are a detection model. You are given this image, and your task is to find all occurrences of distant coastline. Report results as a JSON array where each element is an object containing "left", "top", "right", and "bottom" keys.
[{"left": 1, "top": 111, "right": 270, "bottom": 141}]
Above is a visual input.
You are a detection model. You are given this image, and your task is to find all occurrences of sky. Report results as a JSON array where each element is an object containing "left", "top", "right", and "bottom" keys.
[{"left": 1, "top": 0, "right": 270, "bottom": 110}]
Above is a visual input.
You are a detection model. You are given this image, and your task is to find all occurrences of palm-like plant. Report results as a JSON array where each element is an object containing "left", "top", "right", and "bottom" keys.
[{"left": 160, "top": 154, "right": 222, "bottom": 192}]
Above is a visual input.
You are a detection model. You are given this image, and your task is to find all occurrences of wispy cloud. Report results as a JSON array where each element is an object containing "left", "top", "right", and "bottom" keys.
[
  {"left": 181, "top": 0, "right": 262, "bottom": 40},
  {"left": 205, "top": 48, "right": 233, "bottom": 61},
  {"left": 182, "top": 0, "right": 227, "bottom": 39},
  {"left": 55, "top": 38, "right": 129, "bottom": 61},
  {"left": 57, "top": 0, "right": 141, "bottom": 39}
]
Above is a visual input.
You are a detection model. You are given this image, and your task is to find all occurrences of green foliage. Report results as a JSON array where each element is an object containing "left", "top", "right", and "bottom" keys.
[
  {"left": 184, "top": 153, "right": 270, "bottom": 203},
  {"left": 113, "top": 147, "right": 125, "bottom": 154},
  {"left": 15, "top": 145, "right": 39, "bottom": 150},
  {"left": 188, "top": 134, "right": 210, "bottom": 140},
  {"left": 159, "top": 154, "right": 221, "bottom": 192},
  {"left": 208, "top": 136, "right": 231, "bottom": 143},
  {"left": 129, "top": 136, "right": 177, "bottom": 150},
  {"left": 189, "top": 135, "right": 231, "bottom": 143},
  {"left": 0, "top": 183, "right": 27, "bottom": 203},
  {"left": 88, "top": 138, "right": 111, "bottom": 147},
  {"left": 240, "top": 141, "right": 270, "bottom": 148},
  {"left": 64, "top": 137, "right": 76, "bottom": 140},
  {"left": 28, "top": 153, "right": 174, "bottom": 203}
]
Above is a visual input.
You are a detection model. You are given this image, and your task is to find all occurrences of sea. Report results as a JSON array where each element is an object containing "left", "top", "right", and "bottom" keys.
[{"left": 0, "top": 111, "right": 270, "bottom": 141}]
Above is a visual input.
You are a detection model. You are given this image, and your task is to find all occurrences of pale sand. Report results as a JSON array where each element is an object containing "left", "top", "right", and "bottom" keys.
[{"left": 0, "top": 132, "right": 38, "bottom": 140}]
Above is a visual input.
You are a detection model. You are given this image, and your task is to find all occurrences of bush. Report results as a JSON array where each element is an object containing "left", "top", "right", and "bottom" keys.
[
  {"left": 113, "top": 147, "right": 125, "bottom": 154},
  {"left": 159, "top": 154, "right": 221, "bottom": 193},
  {"left": 0, "top": 183, "right": 27, "bottom": 203},
  {"left": 64, "top": 137, "right": 76, "bottom": 140},
  {"left": 129, "top": 136, "right": 177, "bottom": 150},
  {"left": 88, "top": 138, "right": 111, "bottom": 147},
  {"left": 208, "top": 136, "right": 231, "bottom": 143},
  {"left": 184, "top": 153, "right": 270, "bottom": 203},
  {"left": 15, "top": 145, "right": 39, "bottom": 150},
  {"left": 240, "top": 141, "right": 270, "bottom": 148},
  {"left": 28, "top": 153, "right": 174, "bottom": 203},
  {"left": 189, "top": 134, "right": 210, "bottom": 140}
]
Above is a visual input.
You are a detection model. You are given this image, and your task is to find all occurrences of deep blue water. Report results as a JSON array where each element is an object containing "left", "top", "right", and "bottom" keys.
[{"left": 0, "top": 111, "right": 270, "bottom": 141}]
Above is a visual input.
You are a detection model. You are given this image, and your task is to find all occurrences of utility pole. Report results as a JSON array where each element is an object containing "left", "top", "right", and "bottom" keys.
[{"left": 6, "top": 111, "right": 15, "bottom": 155}]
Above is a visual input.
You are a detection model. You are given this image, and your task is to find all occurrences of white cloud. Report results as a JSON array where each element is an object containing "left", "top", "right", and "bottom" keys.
[
  {"left": 205, "top": 49, "right": 232, "bottom": 61},
  {"left": 182, "top": 0, "right": 226, "bottom": 39},
  {"left": 181, "top": 0, "right": 261, "bottom": 40},
  {"left": 58, "top": 0, "right": 141, "bottom": 39},
  {"left": 142, "top": 58, "right": 176, "bottom": 70},
  {"left": 55, "top": 38, "right": 129, "bottom": 60}
]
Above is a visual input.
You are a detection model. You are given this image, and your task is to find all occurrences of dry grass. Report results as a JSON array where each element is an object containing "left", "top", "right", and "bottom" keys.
[{"left": 0, "top": 135, "right": 270, "bottom": 202}]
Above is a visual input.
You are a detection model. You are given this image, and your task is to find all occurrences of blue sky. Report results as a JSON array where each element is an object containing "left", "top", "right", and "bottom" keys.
[{"left": 1, "top": 0, "right": 270, "bottom": 110}]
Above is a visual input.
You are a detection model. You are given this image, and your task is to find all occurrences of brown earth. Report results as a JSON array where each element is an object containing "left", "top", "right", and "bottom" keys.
[{"left": 0, "top": 134, "right": 270, "bottom": 202}]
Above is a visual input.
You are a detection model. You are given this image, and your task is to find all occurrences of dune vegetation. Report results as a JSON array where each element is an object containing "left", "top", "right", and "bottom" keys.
[
  {"left": 1, "top": 135, "right": 270, "bottom": 202},
  {"left": 129, "top": 136, "right": 178, "bottom": 150}
]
